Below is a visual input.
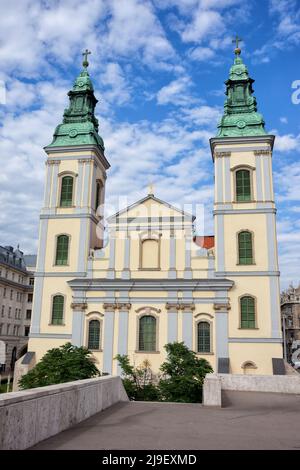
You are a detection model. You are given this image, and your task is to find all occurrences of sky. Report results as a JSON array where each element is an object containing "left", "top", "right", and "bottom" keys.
[{"left": 0, "top": 0, "right": 299, "bottom": 288}]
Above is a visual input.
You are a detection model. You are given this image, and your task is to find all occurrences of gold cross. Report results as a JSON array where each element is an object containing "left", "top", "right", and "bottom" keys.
[
  {"left": 148, "top": 183, "right": 154, "bottom": 195},
  {"left": 232, "top": 35, "right": 242, "bottom": 49},
  {"left": 82, "top": 49, "right": 91, "bottom": 68}
]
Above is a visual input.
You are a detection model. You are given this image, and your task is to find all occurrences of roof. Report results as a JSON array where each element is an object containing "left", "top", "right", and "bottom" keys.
[
  {"left": 194, "top": 236, "right": 215, "bottom": 249},
  {"left": 108, "top": 194, "right": 195, "bottom": 222}
]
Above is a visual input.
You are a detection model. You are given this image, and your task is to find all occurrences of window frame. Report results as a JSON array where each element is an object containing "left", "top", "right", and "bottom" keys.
[
  {"left": 135, "top": 308, "right": 160, "bottom": 353},
  {"left": 197, "top": 321, "right": 212, "bottom": 354},
  {"left": 58, "top": 174, "right": 76, "bottom": 208},
  {"left": 139, "top": 231, "right": 161, "bottom": 271},
  {"left": 237, "top": 230, "right": 255, "bottom": 265},
  {"left": 87, "top": 319, "right": 101, "bottom": 351},
  {"left": 54, "top": 234, "right": 70, "bottom": 266},
  {"left": 50, "top": 294, "right": 65, "bottom": 326},
  {"left": 85, "top": 312, "right": 104, "bottom": 351},
  {"left": 138, "top": 315, "right": 157, "bottom": 352},
  {"left": 239, "top": 295, "right": 257, "bottom": 329},
  {"left": 232, "top": 165, "right": 255, "bottom": 203}
]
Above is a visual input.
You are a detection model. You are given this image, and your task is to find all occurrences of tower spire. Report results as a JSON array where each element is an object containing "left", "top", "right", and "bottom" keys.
[
  {"left": 216, "top": 41, "right": 266, "bottom": 138},
  {"left": 46, "top": 49, "right": 105, "bottom": 151}
]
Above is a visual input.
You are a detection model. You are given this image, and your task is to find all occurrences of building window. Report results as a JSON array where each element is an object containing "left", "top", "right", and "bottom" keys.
[
  {"left": 197, "top": 321, "right": 211, "bottom": 353},
  {"left": 28, "top": 293, "right": 33, "bottom": 302},
  {"left": 139, "top": 315, "right": 156, "bottom": 351},
  {"left": 8, "top": 307, "right": 11, "bottom": 318},
  {"left": 29, "top": 277, "right": 34, "bottom": 286},
  {"left": 6, "top": 324, "right": 10, "bottom": 335},
  {"left": 238, "top": 231, "right": 253, "bottom": 264},
  {"left": 24, "top": 326, "right": 30, "bottom": 337},
  {"left": 141, "top": 239, "right": 159, "bottom": 269},
  {"left": 55, "top": 235, "right": 69, "bottom": 266},
  {"left": 236, "top": 169, "right": 251, "bottom": 202},
  {"left": 88, "top": 320, "right": 101, "bottom": 350},
  {"left": 12, "top": 273, "right": 15, "bottom": 281},
  {"left": 95, "top": 181, "right": 103, "bottom": 211},
  {"left": 1, "top": 306, "right": 4, "bottom": 317},
  {"left": 60, "top": 176, "right": 74, "bottom": 207},
  {"left": 26, "top": 309, "right": 32, "bottom": 320},
  {"left": 0, "top": 324, "right": 2, "bottom": 334},
  {"left": 10, "top": 289, "right": 13, "bottom": 300},
  {"left": 51, "top": 295, "right": 64, "bottom": 325},
  {"left": 15, "top": 308, "right": 18, "bottom": 318},
  {"left": 3, "top": 288, "right": 6, "bottom": 298},
  {"left": 240, "top": 296, "right": 256, "bottom": 329}
]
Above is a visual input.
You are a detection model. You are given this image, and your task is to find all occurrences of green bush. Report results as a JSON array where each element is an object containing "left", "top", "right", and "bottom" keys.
[
  {"left": 19, "top": 342, "right": 100, "bottom": 390},
  {"left": 115, "top": 354, "right": 159, "bottom": 401},
  {"left": 159, "top": 342, "right": 213, "bottom": 403},
  {"left": 116, "top": 342, "right": 213, "bottom": 403}
]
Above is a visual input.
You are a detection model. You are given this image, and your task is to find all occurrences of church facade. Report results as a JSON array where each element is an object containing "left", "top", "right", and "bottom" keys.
[{"left": 28, "top": 47, "right": 283, "bottom": 376}]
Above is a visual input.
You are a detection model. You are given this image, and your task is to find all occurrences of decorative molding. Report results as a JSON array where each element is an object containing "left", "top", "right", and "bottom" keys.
[
  {"left": 166, "top": 302, "right": 195, "bottom": 311},
  {"left": 46, "top": 159, "right": 61, "bottom": 165},
  {"left": 71, "top": 302, "right": 88, "bottom": 311},
  {"left": 103, "top": 302, "right": 131, "bottom": 311},
  {"left": 214, "top": 151, "right": 231, "bottom": 158},
  {"left": 214, "top": 302, "right": 231, "bottom": 311},
  {"left": 135, "top": 306, "right": 161, "bottom": 313},
  {"left": 254, "top": 150, "right": 271, "bottom": 156}
]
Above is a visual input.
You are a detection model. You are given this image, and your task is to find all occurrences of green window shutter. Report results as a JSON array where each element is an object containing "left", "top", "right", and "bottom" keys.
[
  {"left": 197, "top": 322, "right": 211, "bottom": 353},
  {"left": 240, "top": 296, "right": 256, "bottom": 329},
  {"left": 60, "top": 176, "right": 73, "bottom": 207},
  {"left": 51, "top": 295, "right": 64, "bottom": 325},
  {"left": 139, "top": 315, "right": 156, "bottom": 351},
  {"left": 55, "top": 235, "right": 69, "bottom": 265},
  {"left": 88, "top": 320, "right": 100, "bottom": 350},
  {"left": 238, "top": 231, "right": 253, "bottom": 264},
  {"left": 236, "top": 170, "right": 251, "bottom": 202}
]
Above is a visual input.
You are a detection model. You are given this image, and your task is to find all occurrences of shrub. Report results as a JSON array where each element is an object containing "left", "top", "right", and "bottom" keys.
[{"left": 19, "top": 342, "right": 100, "bottom": 390}]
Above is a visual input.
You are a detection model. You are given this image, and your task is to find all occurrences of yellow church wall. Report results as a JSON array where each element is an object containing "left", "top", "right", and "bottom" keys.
[
  {"left": 43, "top": 219, "right": 82, "bottom": 272},
  {"left": 228, "top": 276, "right": 272, "bottom": 337},
  {"left": 222, "top": 213, "right": 270, "bottom": 271},
  {"left": 229, "top": 343, "right": 283, "bottom": 375},
  {"left": 38, "top": 278, "right": 73, "bottom": 334},
  {"left": 28, "top": 338, "right": 70, "bottom": 363}
]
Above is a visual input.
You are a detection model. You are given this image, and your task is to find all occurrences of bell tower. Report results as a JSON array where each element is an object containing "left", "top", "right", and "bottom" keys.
[
  {"left": 29, "top": 51, "right": 110, "bottom": 351},
  {"left": 210, "top": 42, "right": 282, "bottom": 374}
]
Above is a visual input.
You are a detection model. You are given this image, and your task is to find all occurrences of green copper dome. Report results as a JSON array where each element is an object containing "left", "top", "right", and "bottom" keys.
[
  {"left": 216, "top": 48, "right": 267, "bottom": 138},
  {"left": 47, "top": 50, "right": 105, "bottom": 150}
]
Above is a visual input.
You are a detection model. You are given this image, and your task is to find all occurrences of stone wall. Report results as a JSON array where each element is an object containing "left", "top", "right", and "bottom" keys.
[
  {"left": 0, "top": 375, "right": 128, "bottom": 450},
  {"left": 203, "top": 372, "right": 300, "bottom": 407}
]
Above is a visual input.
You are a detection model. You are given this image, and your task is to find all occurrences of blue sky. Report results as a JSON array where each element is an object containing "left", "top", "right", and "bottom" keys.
[{"left": 0, "top": 0, "right": 299, "bottom": 288}]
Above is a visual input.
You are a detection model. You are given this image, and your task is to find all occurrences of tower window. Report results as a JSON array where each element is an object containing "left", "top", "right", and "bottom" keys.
[
  {"left": 197, "top": 321, "right": 211, "bottom": 353},
  {"left": 55, "top": 235, "right": 69, "bottom": 265},
  {"left": 236, "top": 169, "right": 251, "bottom": 202},
  {"left": 139, "top": 315, "right": 156, "bottom": 351},
  {"left": 51, "top": 295, "right": 64, "bottom": 325},
  {"left": 60, "top": 176, "right": 73, "bottom": 207},
  {"left": 88, "top": 319, "right": 101, "bottom": 350},
  {"left": 238, "top": 231, "right": 253, "bottom": 264},
  {"left": 95, "top": 181, "right": 103, "bottom": 211},
  {"left": 240, "top": 296, "right": 256, "bottom": 329}
]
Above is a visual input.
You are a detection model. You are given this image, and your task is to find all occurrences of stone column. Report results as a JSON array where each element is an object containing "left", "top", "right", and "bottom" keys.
[
  {"left": 49, "top": 160, "right": 60, "bottom": 211},
  {"left": 107, "top": 230, "right": 116, "bottom": 279},
  {"left": 75, "top": 159, "right": 85, "bottom": 210},
  {"left": 103, "top": 304, "right": 116, "bottom": 374},
  {"left": 184, "top": 229, "right": 192, "bottom": 279},
  {"left": 168, "top": 234, "right": 176, "bottom": 279},
  {"left": 166, "top": 303, "right": 179, "bottom": 343},
  {"left": 121, "top": 236, "right": 131, "bottom": 279},
  {"left": 181, "top": 303, "right": 195, "bottom": 349},
  {"left": 43, "top": 161, "right": 53, "bottom": 208},
  {"left": 71, "top": 302, "right": 88, "bottom": 347},
  {"left": 117, "top": 303, "right": 131, "bottom": 374},
  {"left": 214, "top": 302, "right": 230, "bottom": 373}
]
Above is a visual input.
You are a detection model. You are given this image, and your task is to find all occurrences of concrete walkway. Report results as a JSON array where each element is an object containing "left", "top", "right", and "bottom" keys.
[{"left": 32, "top": 391, "right": 300, "bottom": 450}]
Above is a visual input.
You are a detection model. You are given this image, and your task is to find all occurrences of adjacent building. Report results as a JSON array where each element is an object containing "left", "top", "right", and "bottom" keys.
[
  {"left": 28, "top": 46, "right": 283, "bottom": 376},
  {"left": 281, "top": 284, "right": 300, "bottom": 368},
  {"left": 0, "top": 246, "right": 36, "bottom": 373}
]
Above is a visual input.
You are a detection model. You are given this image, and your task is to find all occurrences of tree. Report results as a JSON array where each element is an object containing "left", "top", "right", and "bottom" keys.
[
  {"left": 115, "top": 354, "right": 159, "bottom": 401},
  {"left": 158, "top": 342, "right": 213, "bottom": 403},
  {"left": 19, "top": 342, "right": 100, "bottom": 390}
]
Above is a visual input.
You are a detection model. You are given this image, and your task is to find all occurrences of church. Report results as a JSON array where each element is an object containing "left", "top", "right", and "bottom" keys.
[{"left": 28, "top": 45, "right": 283, "bottom": 376}]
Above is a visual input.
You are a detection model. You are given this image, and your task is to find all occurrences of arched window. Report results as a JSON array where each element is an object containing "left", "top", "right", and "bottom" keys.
[
  {"left": 242, "top": 361, "right": 257, "bottom": 375},
  {"left": 60, "top": 176, "right": 73, "bottom": 207},
  {"left": 141, "top": 239, "right": 159, "bottom": 269},
  {"left": 95, "top": 181, "right": 103, "bottom": 211},
  {"left": 236, "top": 169, "right": 251, "bottom": 202},
  {"left": 139, "top": 315, "right": 156, "bottom": 351},
  {"left": 197, "top": 322, "right": 211, "bottom": 353},
  {"left": 88, "top": 320, "right": 100, "bottom": 350},
  {"left": 238, "top": 231, "right": 253, "bottom": 264},
  {"left": 55, "top": 235, "right": 69, "bottom": 265},
  {"left": 51, "top": 295, "right": 64, "bottom": 325},
  {"left": 240, "top": 296, "right": 256, "bottom": 329}
]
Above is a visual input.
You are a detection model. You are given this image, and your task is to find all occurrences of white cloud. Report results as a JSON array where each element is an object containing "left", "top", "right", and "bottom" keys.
[
  {"left": 187, "top": 46, "right": 215, "bottom": 61},
  {"left": 180, "top": 9, "right": 224, "bottom": 43},
  {"left": 99, "top": 63, "right": 131, "bottom": 105},
  {"left": 272, "top": 131, "right": 300, "bottom": 152},
  {"left": 156, "top": 76, "right": 195, "bottom": 106},
  {"left": 280, "top": 117, "right": 288, "bottom": 124}
]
